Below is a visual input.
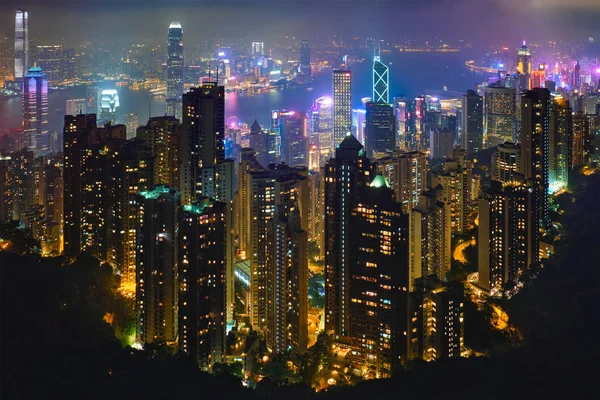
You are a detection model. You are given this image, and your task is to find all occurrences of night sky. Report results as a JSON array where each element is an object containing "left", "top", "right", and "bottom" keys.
[{"left": 0, "top": 0, "right": 598, "bottom": 45}]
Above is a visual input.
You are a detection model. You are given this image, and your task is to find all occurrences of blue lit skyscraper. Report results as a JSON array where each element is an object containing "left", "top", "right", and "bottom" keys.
[
  {"left": 373, "top": 47, "right": 389, "bottom": 104},
  {"left": 166, "top": 22, "right": 184, "bottom": 120}
]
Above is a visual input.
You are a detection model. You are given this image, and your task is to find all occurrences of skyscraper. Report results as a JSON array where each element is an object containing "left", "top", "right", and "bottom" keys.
[
  {"left": 332, "top": 70, "right": 352, "bottom": 148},
  {"left": 315, "top": 96, "right": 333, "bottom": 155},
  {"left": 373, "top": 49, "right": 389, "bottom": 104},
  {"left": 22, "top": 67, "right": 48, "bottom": 154},
  {"left": 409, "top": 277, "right": 464, "bottom": 361},
  {"left": 429, "top": 129, "right": 454, "bottom": 159},
  {"left": 348, "top": 175, "right": 409, "bottom": 377},
  {"left": 393, "top": 96, "right": 408, "bottom": 148},
  {"left": 63, "top": 114, "right": 97, "bottom": 256},
  {"left": 136, "top": 185, "right": 180, "bottom": 347},
  {"left": 279, "top": 110, "right": 307, "bottom": 167},
  {"left": 246, "top": 164, "right": 307, "bottom": 334},
  {"left": 478, "top": 179, "right": 538, "bottom": 292},
  {"left": 431, "top": 153, "right": 473, "bottom": 234},
  {"left": 299, "top": 40, "right": 311, "bottom": 76},
  {"left": 324, "top": 134, "right": 373, "bottom": 336},
  {"left": 136, "top": 116, "right": 180, "bottom": 186},
  {"left": 520, "top": 88, "right": 550, "bottom": 230},
  {"left": 572, "top": 112, "right": 589, "bottom": 167},
  {"left": 14, "top": 10, "right": 29, "bottom": 81},
  {"left": 396, "top": 151, "right": 428, "bottom": 214},
  {"left": 252, "top": 42, "right": 264, "bottom": 57},
  {"left": 365, "top": 102, "right": 395, "bottom": 159},
  {"left": 166, "top": 22, "right": 184, "bottom": 120},
  {"left": 549, "top": 98, "right": 572, "bottom": 190},
  {"left": 124, "top": 113, "right": 139, "bottom": 140},
  {"left": 179, "top": 199, "right": 227, "bottom": 369},
  {"left": 99, "top": 89, "right": 119, "bottom": 125},
  {"left": 235, "top": 150, "right": 265, "bottom": 261},
  {"left": 409, "top": 188, "right": 451, "bottom": 291},
  {"left": 181, "top": 83, "right": 225, "bottom": 204},
  {"left": 461, "top": 90, "right": 483, "bottom": 156},
  {"left": 485, "top": 85, "right": 516, "bottom": 147},
  {"left": 266, "top": 205, "right": 308, "bottom": 356},
  {"left": 35, "top": 45, "right": 63, "bottom": 84},
  {"left": 517, "top": 41, "right": 531, "bottom": 79},
  {"left": 491, "top": 142, "right": 520, "bottom": 183}
]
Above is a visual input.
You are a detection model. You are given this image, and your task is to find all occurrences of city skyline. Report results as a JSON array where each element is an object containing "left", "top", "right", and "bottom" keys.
[{"left": 1, "top": 2, "right": 599, "bottom": 397}]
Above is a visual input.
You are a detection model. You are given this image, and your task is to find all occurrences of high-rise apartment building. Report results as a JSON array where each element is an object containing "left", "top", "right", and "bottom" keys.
[
  {"left": 409, "top": 277, "right": 464, "bottom": 361},
  {"left": 408, "top": 188, "right": 451, "bottom": 291},
  {"left": 461, "top": 90, "right": 483, "bottom": 156},
  {"left": 136, "top": 185, "right": 180, "bottom": 346},
  {"left": 181, "top": 83, "right": 225, "bottom": 204},
  {"left": 348, "top": 176, "right": 409, "bottom": 377},
  {"left": 266, "top": 205, "right": 308, "bottom": 356},
  {"left": 63, "top": 114, "right": 97, "bottom": 256},
  {"left": 478, "top": 179, "right": 538, "bottom": 292},
  {"left": 520, "top": 88, "right": 550, "bottom": 230},
  {"left": 22, "top": 67, "right": 48, "bottom": 154},
  {"left": 247, "top": 164, "right": 308, "bottom": 335},
  {"left": 431, "top": 152, "right": 473, "bottom": 234},
  {"left": 365, "top": 102, "right": 395, "bottom": 159},
  {"left": 333, "top": 70, "right": 352, "bottom": 148},
  {"left": 179, "top": 199, "right": 227, "bottom": 369},
  {"left": 549, "top": 98, "right": 572, "bottom": 190},
  {"left": 391, "top": 151, "right": 428, "bottom": 214},
  {"left": 14, "top": 10, "right": 29, "bottom": 81},
  {"left": 235, "top": 149, "right": 264, "bottom": 262},
  {"left": 324, "top": 134, "right": 373, "bottom": 336},
  {"left": 137, "top": 116, "right": 180, "bottom": 186},
  {"left": 491, "top": 142, "right": 520, "bottom": 183},
  {"left": 572, "top": 112, "right": 589, "bottom": 167},
  {"left": 166, "top": 22, "right": 184, "bottom": 120}
]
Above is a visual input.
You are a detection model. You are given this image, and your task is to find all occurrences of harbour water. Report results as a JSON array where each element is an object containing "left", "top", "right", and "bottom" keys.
[{"left": 0, "top": 50, "right": 487, "bottom": 134}]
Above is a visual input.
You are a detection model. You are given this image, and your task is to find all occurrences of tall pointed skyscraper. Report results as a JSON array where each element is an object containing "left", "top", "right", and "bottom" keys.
[
  {"left": 166, "top": 22, "right": 184, "bottom": 120},
  {"left": 373, "top": 46, "right": 389, "bottom": 104},
  {"left": 14, "top": 10, "right": 29, "bottom": 81}
]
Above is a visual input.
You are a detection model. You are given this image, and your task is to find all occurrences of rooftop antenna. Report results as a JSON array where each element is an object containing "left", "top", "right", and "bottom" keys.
[
  {"left": 208, "top": 61, "right": 211, "bottom": 84},
  {"left": 215, "top": 64, "right": 219, "bottom": 84}
]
